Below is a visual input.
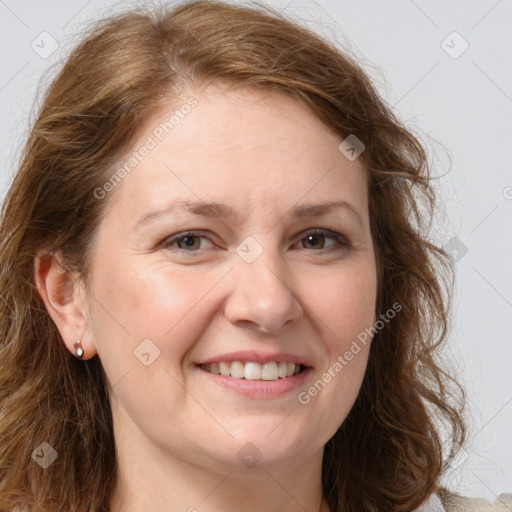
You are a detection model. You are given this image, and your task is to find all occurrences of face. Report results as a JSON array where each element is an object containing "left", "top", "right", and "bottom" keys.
[{"left": 82, "top": 85, "right": 377, "bottom": 473}]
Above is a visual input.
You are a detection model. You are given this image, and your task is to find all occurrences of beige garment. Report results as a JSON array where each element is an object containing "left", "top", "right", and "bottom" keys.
[{"left": 438, "top": 489, "right": 512, "bottom": 512}]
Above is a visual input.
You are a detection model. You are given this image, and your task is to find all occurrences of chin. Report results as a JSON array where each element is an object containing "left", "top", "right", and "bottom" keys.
[{"left": 204, "top": 429, "right": 316, "bottom": 469}]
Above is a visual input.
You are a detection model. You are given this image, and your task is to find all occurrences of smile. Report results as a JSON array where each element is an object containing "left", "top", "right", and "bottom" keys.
[{"left": 200, "top": 361, "right": 305, "bottom": 381}]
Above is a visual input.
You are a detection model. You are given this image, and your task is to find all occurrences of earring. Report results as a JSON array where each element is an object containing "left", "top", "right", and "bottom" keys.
[{"left": 74, "top": 339, "right": 84, "bottom": 359}]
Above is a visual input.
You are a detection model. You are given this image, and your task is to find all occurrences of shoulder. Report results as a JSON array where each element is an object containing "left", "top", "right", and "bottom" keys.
[{"left": 416, "top": 488, "right": 512, "bottom": 512}]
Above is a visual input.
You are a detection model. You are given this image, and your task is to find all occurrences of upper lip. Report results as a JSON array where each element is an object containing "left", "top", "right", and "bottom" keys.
[{"left": 196, "top": 350, "right": 312, "bottom": 367}]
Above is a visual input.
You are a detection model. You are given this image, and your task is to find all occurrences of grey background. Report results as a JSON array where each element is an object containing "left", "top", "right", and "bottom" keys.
[{"left": 1, "top": 0, "right": 511, "bottom": 500}]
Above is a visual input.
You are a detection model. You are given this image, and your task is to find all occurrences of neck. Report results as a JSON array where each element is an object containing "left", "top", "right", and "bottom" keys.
[{"left": 108, "top": 432, "right": 330, "bottom": 512}]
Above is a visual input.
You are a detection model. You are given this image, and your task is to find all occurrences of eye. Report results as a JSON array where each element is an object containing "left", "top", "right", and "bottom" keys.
[
  {"left": 159, "top": 228, "right": 350, "bottom": 254},
  {"left": 160, "top": 231, "right": 214, "bottom": 252},
  {"left": 295, "top": 229, "right": 350, "bottom": 251}
]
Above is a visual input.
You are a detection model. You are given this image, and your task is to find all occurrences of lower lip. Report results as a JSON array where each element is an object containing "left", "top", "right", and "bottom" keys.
[{"left": 195, "top": 365, "right": 313, "bottom": 399}]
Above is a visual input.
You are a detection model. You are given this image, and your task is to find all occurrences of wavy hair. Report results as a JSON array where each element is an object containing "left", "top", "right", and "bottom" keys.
[{"left": 0, "top": 1, "right": 466, "bottom": 510}]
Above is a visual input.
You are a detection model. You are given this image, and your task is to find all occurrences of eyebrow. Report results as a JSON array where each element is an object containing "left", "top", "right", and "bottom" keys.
[{"left": 135, "top": 199, "right": 364, "bottom": 229}]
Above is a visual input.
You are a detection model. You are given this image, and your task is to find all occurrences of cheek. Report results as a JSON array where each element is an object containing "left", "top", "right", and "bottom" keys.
[
  {"left": 297, "top": 262, "right": 377, "bottom": 342},
  {"left": 299, "top": 262, "right": 376, "bottom": 396},
  {"left": 90, "top": 257, "right": 222, "bottom": 364},
  {"left": 295, "top": 266, "right": 376, "bottom": 440}
]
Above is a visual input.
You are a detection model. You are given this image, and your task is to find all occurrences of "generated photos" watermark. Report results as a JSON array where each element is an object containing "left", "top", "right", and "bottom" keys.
[{"left": 297, "top": 301, "right": 402, "bottom": 404}]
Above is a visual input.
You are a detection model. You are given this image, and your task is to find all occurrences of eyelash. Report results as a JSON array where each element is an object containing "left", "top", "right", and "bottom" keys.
[{"left": 159, "top": 229, "right": 350, "bottom": 254}]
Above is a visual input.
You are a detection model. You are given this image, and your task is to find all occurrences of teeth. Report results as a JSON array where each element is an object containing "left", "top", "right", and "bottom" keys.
[
  {"left": 278, "top": 361, "right": 288, "bottom": 378},
  {"left": 219, "top": 361, "right": 230, "bottom": 377},
  {"left": 245, "top": 361, "right": 262, "bottom": 380},
  {"left": 262, "top": 362, "right": 278, "bottom": 380},
  {"left": 201, "top": 361, "right": 304, "bottom": 380},
  {"left": 230, "top": 361, "right": 244, "bottom": 379}
]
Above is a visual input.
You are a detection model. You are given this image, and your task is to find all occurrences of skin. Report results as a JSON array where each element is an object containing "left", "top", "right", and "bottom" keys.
[{"left": 35, "top": 84, "right": 378, "bottom": 512}]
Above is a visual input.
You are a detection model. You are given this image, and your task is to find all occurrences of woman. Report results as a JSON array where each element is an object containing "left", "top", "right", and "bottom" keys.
[{"left": 0, "top": 1, "right": 509, "bottom": 511}]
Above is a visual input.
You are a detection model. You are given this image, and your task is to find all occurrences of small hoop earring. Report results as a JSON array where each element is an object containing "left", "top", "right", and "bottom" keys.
[{"left": 74, "top": 339, "right": 84, "bottom": 359}]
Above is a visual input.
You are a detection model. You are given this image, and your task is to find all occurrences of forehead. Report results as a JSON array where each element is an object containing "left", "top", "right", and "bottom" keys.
[{"left": 104, "top": 85, "right": 369, "bottom": 223}]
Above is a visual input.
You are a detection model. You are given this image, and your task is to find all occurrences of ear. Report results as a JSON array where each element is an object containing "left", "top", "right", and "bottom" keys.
[{"left": 33, "top": 250, "right": 97, "bottom": 360}]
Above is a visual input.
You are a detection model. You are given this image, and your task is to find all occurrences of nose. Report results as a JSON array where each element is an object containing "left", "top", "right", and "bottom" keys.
[{"left": 223, "top": 250, "right": 303, "bottom": 334}]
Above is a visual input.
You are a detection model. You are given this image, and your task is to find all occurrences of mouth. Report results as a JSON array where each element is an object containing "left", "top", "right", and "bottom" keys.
[
  {"left": 194, "top": 351, "right": 313, "bottom": 398},
  {"left": 198, "top": 361, "right": 307, "bottom": 381}
]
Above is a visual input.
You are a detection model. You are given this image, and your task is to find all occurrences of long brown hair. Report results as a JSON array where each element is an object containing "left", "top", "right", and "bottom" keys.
[{"left": 0, "top": 1, "right": 466, "bottom": 510}]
